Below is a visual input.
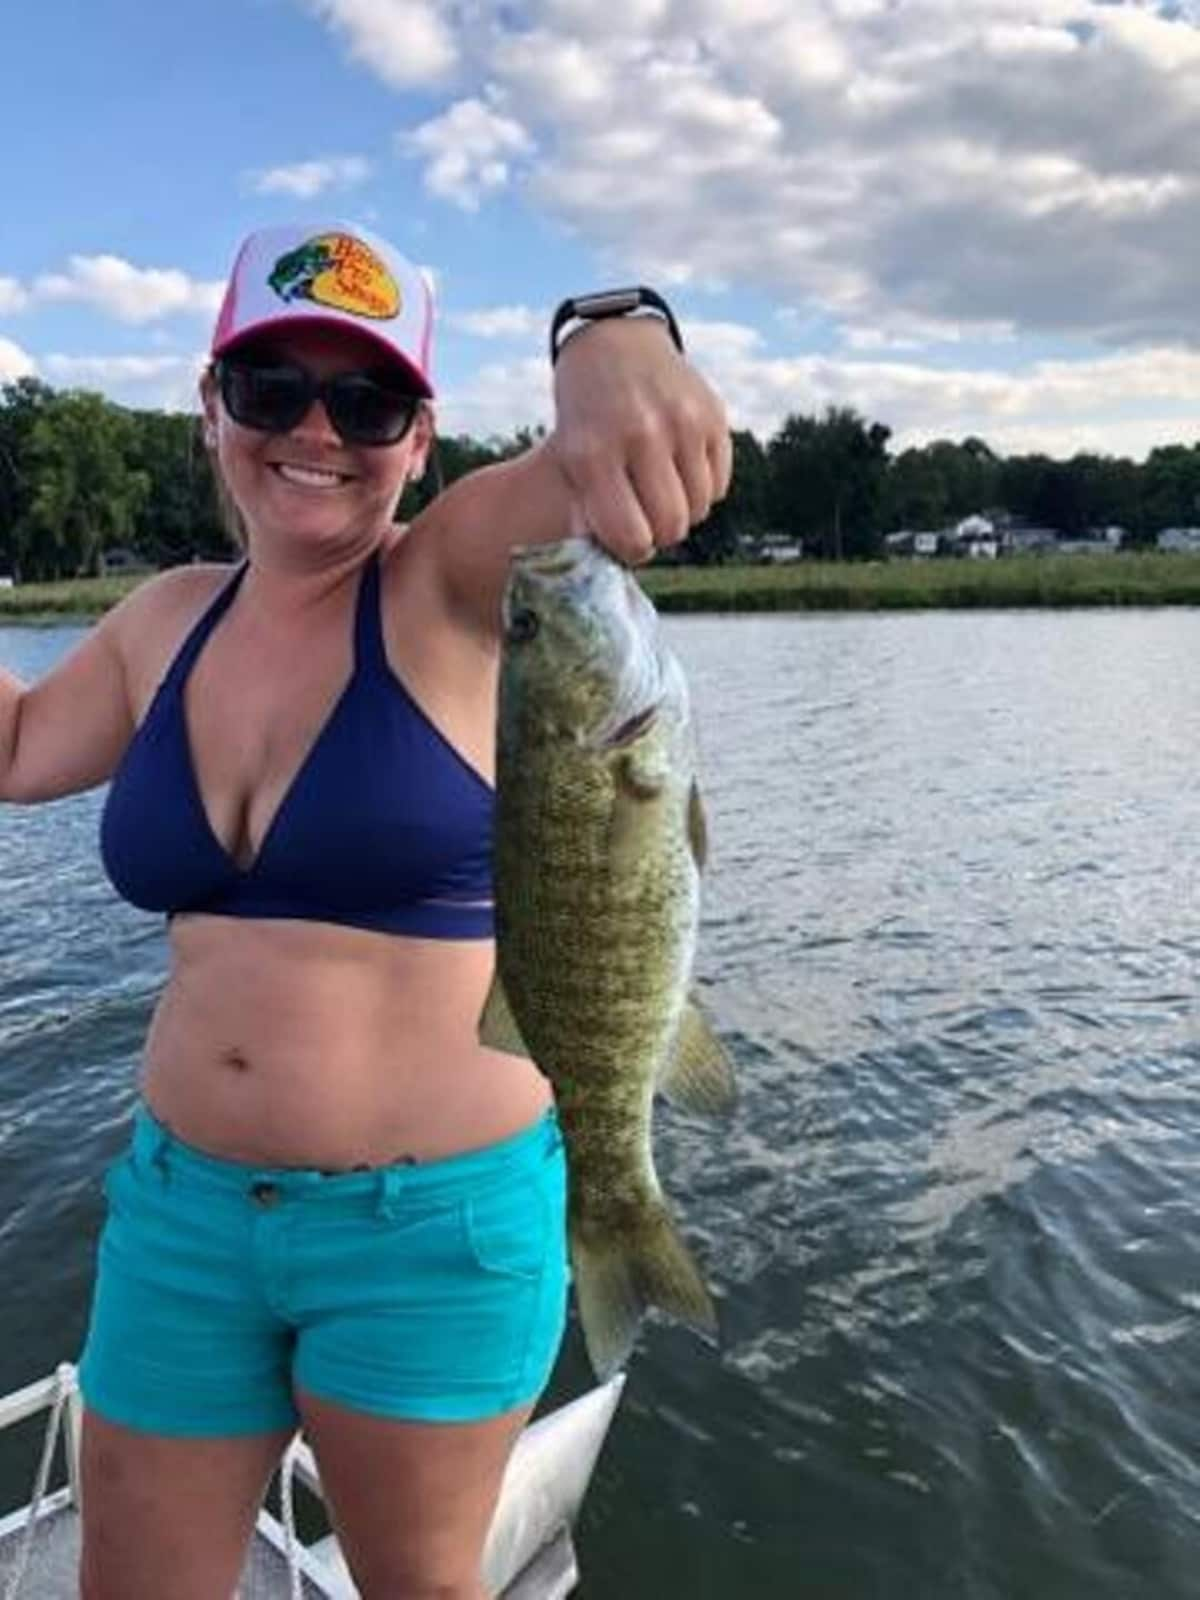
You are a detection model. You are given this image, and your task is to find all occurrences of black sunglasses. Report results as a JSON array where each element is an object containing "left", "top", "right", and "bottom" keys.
[{"left": 215, "top": 356, "right": 423, "bottom": 447}]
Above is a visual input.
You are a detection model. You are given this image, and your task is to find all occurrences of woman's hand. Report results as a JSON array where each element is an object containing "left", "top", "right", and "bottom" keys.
[{"left": 549, "top": 317, "right": 732, "bottom": 565}]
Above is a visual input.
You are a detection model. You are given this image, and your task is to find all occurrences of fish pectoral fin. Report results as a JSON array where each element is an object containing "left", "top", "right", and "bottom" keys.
[
  {"left": 657, "top": 1000, "right": 738, "bottom": 1115},
  {"left": 571, "top": 1204, "right": 718, "bottom": 1381},
  {"left": 687, "top": 780, "right": 708, "bottom": 870},
  {"left": 607, "top": 752, "right": 667, "bottom": 871},
  {"left": 477, "top": 972, "right": 529, "bottom": 1058},
  {"left": 616, "top": 745, "right": 668, "bottom": 801}
]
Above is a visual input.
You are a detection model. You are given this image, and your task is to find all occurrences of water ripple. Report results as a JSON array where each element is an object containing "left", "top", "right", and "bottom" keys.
[{"left": 7, "top": 613, "right": 1200, "bottom": 1596}]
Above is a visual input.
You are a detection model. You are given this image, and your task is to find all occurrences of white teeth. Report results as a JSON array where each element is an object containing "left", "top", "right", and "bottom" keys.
[{"left": 274, "top": 464, "right": 346, "bottom": 488}]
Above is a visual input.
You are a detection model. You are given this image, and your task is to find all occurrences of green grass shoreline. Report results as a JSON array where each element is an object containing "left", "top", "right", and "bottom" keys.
[{"left": 5, "top": 552, "right": 1200, "bottom": 624}]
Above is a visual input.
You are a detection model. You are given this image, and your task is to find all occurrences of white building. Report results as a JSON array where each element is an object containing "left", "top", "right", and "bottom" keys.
[
  {"left": 1157, "top": 527, "right": 1200, "bottom": 553},
  {"left": 955, "top": 514, "right": 995, "bottom": 540}
]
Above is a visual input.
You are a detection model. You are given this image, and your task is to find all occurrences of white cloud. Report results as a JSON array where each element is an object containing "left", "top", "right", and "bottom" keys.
[
  {"left": 44, "top": 354, "right": 202, "bottom": 386},
  {"left": 42, "top": 353, "right": 205, "bottom": 412},
  {"left": 297, "top": 0, "right": 1200, "bottom": 356},
  {"left": 685, "top": 318, "right": 1200, "bottom": 459},
  {"left": 446, "top": 305, "right": 541, "bottom": 339},
  {"left": 33, "top": 256, "right": 223, "bottom": 324},
  {"left": 403, "top": 96, "right": 534, "bottom": 210},
  {"left": 437, "top": 355, "right": 551, "bottom": 438},
  {"left": 426, "top": 324, "right": 1200, "bottom": 461},
  {"left": 0, "top": 279, "right": 30, "bottom": 316},
  {"left": 20, "top": 0, "right": 1200, "bottom": 455},
  {"left": 302, "top": 0, "right": 458, "bottom": 87},
  {"left": 0, "top": 338, "right": 35, "bottom": 382},
  {"left": 249, "top": 155, "right": 372, "bottom": 198},
  {"left": 837, "top": 314, "right": 1018, "bottom": 351}
]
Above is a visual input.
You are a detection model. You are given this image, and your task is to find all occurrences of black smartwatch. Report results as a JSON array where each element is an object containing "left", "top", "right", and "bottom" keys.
[{"left": 549, "top": 287, "right": 685, "bottom": 363}]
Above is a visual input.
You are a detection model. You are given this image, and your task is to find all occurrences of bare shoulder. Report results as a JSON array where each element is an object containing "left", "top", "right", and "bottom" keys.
[{"left": 105, "top": 561, "right": 238, "bottom": 720}]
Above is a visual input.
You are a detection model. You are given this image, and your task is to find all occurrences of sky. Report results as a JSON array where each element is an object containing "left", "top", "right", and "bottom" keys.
[{"left": 5, "top": 0, "right": 1200, "bottom": 460}]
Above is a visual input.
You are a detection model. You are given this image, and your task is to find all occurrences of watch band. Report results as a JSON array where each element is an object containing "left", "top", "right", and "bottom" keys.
[{"left": 549, "top": 286, "right": 685, "bottom": 363}]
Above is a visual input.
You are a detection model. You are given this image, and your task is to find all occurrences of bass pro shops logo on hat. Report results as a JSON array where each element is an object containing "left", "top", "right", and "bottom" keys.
[
  {"left": 268, "top": 232, "right": 400, "bottom": 321},
  {"left": 211, "top": 221, "right": 436, "bottom": 396}
]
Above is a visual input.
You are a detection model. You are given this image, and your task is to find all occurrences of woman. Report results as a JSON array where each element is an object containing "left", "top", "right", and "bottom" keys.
[{"left": 0, "top": 221, "right": 730, "bottom": 1599}]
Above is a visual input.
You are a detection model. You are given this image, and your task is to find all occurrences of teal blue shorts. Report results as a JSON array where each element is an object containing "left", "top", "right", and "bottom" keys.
[{"left": 79, "top": 1103, "right": 569, "bottom": 1437}]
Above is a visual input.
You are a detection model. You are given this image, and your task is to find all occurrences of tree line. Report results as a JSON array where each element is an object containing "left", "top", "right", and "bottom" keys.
[{"left": 2, "top": 377, "right": 1198, "bottom": 581}]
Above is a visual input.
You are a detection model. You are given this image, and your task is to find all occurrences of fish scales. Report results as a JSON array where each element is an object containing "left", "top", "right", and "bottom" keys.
[
  {"left": 481, "top": 536, "right": 736, "bottom": 1379},
  {"left": 498, "top": 759, "right": 694, "bottom": 1203}
]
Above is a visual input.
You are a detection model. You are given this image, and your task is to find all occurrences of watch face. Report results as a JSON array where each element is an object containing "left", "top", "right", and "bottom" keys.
[{"left": 572, "top": 289, "right": 643, "bottom": 319}]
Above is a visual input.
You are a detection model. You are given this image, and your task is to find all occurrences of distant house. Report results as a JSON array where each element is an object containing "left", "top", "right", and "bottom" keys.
[
  {"left": 1057, "top": 535, "right": 1122, "bottom": 556},
  {"left": 1157, "top": 527, "right": 1200, "bottom": 553},
  {"left": 956, "top": 514, "right": 995, "bottom": 540},
  {"left": 1005, "top": 525, "right": 1062, "bottom": 555},
  {"left": 100, "top": 547, "right": 155, "bottom": 577},
  {"left": 755, "top": 541, "right": 803, "bottom": 564},
  {"left": 884, "top": 529, "right": 942, "bottom": 558},
  {"left": 948, "top": 515, "right": 999, "bottom": 560}
]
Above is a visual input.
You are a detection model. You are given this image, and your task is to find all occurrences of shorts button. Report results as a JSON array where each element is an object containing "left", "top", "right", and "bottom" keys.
[{"left": 250, "top": 1181, "right": 281, "bottom": 1207}]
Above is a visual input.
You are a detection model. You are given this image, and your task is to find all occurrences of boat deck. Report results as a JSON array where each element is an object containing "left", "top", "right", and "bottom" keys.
[
  {"left": 0, "top": 1364, "right": 618, "bottom": 1598},
  {"left": 0, "top": 1502, "right": 579, "bottom": 1597},
  {"left": 0, "top": 1503, "right": 330, "bottom": 1597}
]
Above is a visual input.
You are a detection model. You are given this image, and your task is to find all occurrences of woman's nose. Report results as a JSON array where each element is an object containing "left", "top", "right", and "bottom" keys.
[{"left": 291, "top": 395, "right": 341, "bottom": 442}]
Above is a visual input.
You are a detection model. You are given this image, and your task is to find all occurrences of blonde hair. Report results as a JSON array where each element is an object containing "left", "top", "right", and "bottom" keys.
[
  {"left": 197, "top": 416, "right": 248, "bottom": 552},
  {"left": 213, "top": 462, "right": 249, "bottom": 552}
]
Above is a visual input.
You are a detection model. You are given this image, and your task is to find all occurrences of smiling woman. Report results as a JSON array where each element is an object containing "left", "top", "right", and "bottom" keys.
[
  {"left": 0, "top": 216, "right": 732, "bottom": 1600},
  {"left": 202, "top": 320, "right": 434, "bottom": 560}
]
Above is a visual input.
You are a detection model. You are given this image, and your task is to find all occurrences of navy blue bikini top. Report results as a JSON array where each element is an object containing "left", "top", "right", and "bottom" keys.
[{"left": 100, "top": 553, "right": 495, "bottom": 939}]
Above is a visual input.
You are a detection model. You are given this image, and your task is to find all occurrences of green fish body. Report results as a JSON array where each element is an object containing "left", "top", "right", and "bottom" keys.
[{"left": 480, "top": 538, "right": 735, "bottom": 1380}]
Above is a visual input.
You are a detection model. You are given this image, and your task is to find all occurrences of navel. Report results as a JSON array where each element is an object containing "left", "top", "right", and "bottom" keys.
[{"left": 220, "top": 1046, "right": 252, "bottom": 1074}]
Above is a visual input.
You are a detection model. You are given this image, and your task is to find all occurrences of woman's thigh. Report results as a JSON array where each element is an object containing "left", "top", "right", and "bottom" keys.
[
  {"left": 79, "top": 1408, "right": 295, "bottom": 1600},
  {"left": 296, "top": 1388, "right": 531, "bottom": 1598}
]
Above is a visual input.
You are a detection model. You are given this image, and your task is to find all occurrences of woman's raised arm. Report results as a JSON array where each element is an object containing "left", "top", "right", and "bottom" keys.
[{"left": 424, "top": 313, "right": 731, "bottom": 641}]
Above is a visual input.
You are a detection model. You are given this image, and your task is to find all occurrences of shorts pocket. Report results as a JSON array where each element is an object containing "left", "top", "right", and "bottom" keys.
[{"left": 464, "top": 1176, "right": 551, "bottom": 1281}]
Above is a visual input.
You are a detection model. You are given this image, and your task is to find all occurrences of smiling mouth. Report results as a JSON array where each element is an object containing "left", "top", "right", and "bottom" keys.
[{"left": 270, "top": 463, "right": 353, "bottom": 489}]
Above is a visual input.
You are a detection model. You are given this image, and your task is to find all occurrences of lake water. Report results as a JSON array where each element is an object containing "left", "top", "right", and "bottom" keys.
[{"left": 2, "top": 609, "right": 1199, "bottom": 1598}]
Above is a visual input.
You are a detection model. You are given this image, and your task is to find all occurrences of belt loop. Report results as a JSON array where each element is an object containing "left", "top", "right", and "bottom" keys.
[{"left": 375, "top": 1169, "right": 402, "bottom": 1221}]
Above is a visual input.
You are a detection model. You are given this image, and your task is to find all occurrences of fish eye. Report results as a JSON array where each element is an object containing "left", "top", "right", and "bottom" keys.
[{"left": 507, "top": 607, "right": 539, "bottom": 644}]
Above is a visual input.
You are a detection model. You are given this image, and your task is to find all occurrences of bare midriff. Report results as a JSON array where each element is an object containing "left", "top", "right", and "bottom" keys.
[{"left": 141, "top": 913, "right": 551, "bottom": 1170}]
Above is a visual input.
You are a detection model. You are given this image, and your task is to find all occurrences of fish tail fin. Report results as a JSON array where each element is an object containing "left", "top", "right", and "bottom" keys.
[{"left": 571, "top": 1202, "right": 718, "bottom": 1381}]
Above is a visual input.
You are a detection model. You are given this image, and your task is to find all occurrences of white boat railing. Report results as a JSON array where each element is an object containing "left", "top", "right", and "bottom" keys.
[
  {"left": 0, "top": 1363, "right": 81, "bottom": 1600},
  {"left": 0, "top": 1363, "right": 626, "bottom": 1599}
]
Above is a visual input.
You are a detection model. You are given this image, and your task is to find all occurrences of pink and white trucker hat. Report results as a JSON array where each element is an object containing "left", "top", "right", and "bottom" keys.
[{"left": 210, "top": 222, "right": 435, "bottom": 396}]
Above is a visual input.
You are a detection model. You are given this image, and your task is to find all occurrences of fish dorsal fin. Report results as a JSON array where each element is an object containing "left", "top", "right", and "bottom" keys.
[
  {"left": 657, "top": 999, "right": 737, "bottom": 1115},
  {"left": 687, "top": 780, "right": 708, "bottom": 870},
  {"left": 478, "top": 970, "right": 529, "bottom": 1058}
]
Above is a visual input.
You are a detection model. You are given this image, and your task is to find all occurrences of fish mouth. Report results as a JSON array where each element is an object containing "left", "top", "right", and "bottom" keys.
[
  {"left": 504, "top": 537, "right": 622, "bottom": 634},
  {"left": 510, "top": 536, "right": 596, "bottom": 578}
]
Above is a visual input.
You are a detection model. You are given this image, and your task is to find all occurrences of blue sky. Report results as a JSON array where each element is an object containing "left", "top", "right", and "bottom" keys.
[{"left": 6, "top": 0, "right": 1200, "bottom": 458}]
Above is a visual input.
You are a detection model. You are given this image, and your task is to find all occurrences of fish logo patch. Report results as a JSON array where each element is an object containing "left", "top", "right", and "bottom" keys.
[{"left": 267, "top": 232, "right": 401, "bottom": 321}]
